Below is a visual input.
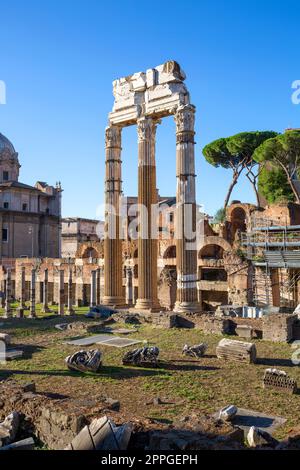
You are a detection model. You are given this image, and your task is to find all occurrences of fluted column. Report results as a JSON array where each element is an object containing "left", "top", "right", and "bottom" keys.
[
  {"left": 174, "top": 104, "right": 199, "bottom": 313},
  {"left": 135, "top": 117, "right": 160, "bottom": 311},
  {"left": 103, "top": 125, "right": 124, "bottom": 306}
]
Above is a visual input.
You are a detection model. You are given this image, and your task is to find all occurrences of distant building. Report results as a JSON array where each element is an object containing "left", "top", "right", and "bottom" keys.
[
  {"left": 0, "top": 132, "right": 62, "bottom": 258},
  {"left": 61, "top": 217, "right": 104, "bottom": 258}
]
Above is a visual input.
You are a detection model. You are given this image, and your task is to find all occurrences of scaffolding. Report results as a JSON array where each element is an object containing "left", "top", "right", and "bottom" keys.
[{"left": 242, "top": 218, "right": 300, "bottom": 308}]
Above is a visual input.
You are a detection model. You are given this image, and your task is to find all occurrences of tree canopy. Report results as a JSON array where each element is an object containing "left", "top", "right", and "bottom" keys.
[
  {"left": 203, "top": 131, "right": 278, "bottom": 208},
  {"left": 258, "top": 164, "right": 294, "bottom": 204},
  {"left": 253, "top": 130, "right": 300, "bottom": 204}
]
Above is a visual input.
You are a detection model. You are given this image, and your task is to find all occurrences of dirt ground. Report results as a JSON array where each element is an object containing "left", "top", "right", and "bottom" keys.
[{"left": 1, "top": 309, "right": 300, "bottom": 441}]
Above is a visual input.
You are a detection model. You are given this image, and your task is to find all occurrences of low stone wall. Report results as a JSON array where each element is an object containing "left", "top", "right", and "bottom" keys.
[
  {"left": 262, "top": 314, "right": 297, "bottom": 342},
  {"left": 0, "top": 383, "right": 87, "bottom": 449}
]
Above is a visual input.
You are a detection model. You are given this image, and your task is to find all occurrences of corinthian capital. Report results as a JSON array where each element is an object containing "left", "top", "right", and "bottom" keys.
[
  {"left": 137, "top": 117, "right": 157, "bottom": 143},
  {"left": 105, "top": 125, "right": 122, "bottom": 148},
  {"left": 174, "top": 104, "right": 196, "bottom": 134}
]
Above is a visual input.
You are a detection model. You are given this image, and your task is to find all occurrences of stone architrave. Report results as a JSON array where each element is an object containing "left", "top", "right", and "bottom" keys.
[
  {"left": 67, "top": 268, "right": 75, "bottom": 315},
  {"left": 135, "top": 117, "right": 160, "bottom": 312},
  {"left": 4, "top": 270, "right": 12, "bottom": 318},
  {"left": 58, "top": 269, "right": 65, "bottom": 315},
  {"left": 103, "top": 125, "right": 124, "bottom": 307},
  {"left": 29, "top": 269, "right": 36, "bottom": 318}
]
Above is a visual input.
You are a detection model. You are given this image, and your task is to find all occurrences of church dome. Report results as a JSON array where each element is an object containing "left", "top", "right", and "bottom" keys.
[{"left": 0, "top": 132, "right": 16, "bottom": 154}]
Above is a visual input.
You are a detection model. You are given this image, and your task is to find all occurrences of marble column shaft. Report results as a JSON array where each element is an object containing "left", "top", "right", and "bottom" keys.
[
  {"left": 29, "top": 269, "right": 36, "bottom": 318},
  {"left": 90, "top": 270, "right": 97, "bottom": 307},
  {"left": 135, "top": 117, "right": 160, "bottom": 311},
  {"left": 58, "top": 269, "right": 65, "bottom": 315},
  {"left": 174, "top": 104, "right": 199, "bottom": 313},
  {"left": 67, "top": 268, "right": 74, "bottom": 314},
  {"left": 96, "top": 267, "right": 101, "bottom": 305},
  {"left": 42, "top": 268, "right": 50, "bottom": 313},
  {"left": 4, "top": 270, "right": 12, "bottom": 318},
  {"left": 103, "top": 125, "right": 124, "bottom": 306},
  {"left": 125, "top": 266, "right": 133, "bottom": 306},
  {"left": 20, "top": 267, "right": 26, "bottom": 309}
]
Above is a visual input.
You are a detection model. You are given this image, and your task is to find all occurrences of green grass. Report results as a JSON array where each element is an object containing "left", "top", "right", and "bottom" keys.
[{"left": 1, "top": 316, "right": 300, "bottom": 440}]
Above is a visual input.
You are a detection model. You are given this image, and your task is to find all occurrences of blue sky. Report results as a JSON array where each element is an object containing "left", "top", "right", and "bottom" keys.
[{"left": 0, "top": 0, "right": 299, "bottom": 219}]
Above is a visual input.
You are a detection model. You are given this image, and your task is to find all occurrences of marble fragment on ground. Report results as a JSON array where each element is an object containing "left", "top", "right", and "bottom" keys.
[
  {"left": 213, "top": 407, "right": 286, "bottom": 434},
  {"left": 96, "top": 337, "right": 142, "bottom": 348},
  {"left": 65, "top": 334, "right": 113, "bottom": 346}
]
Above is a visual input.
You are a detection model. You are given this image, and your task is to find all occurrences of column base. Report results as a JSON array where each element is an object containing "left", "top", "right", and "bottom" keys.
[
  {"left": 173, "top": 301, "right": 201, "bottom": 314},
  {"left": 3, "top": 312, "right": 12, "bottom": 319},
  {"left": 42, "top": 306, "right": 51, "bottom": 313},
  {"left": 134, "top": 298, "right": 162, "bottom": 313},
  {"left": 102, "top": 296, "right": 125, "bottom": 308},
  {"left": 28, "top": 314, "right": 37, "bottom": 319},
  {"left": 66, "top": 308, "right": 75, "bottom": 315}
]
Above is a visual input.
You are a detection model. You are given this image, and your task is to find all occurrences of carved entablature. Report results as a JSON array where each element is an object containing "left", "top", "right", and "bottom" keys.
[
  {"left": 105, "top": 126, "right": 122, "bottom": 148},
  {"left": 109, "top": 61, "right": 192, "bottom": 126}
]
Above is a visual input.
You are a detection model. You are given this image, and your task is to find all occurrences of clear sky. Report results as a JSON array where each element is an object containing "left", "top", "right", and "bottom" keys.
[{"left": 0, "top": 0, "right": 299, "bottom": 219}]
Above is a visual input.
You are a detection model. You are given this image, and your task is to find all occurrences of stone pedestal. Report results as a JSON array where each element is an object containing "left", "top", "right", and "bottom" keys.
[
  {"left": 58, "top": 269, "right": 65, "bottom": 315},
  {"left": 103, "top": 126, "right": 124, "bottom": 307},
  {"left": 4, "top": 270, "right": 12, "bottom": 318},
  {"left": 173, "top": 105, "right": 199, "bottom": 313},
  {"left": 135, "top": 117, "right": 160, "bottom": 312},
  {"left": 29, "top": 269, "right": 36, "bottom": 318},
  {"left": 67, "top": 268, "right": 74, "bottom": 315}
]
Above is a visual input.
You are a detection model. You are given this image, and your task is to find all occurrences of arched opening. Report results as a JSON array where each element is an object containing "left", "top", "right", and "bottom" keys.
[
  {"left": 82, "top": 247, "right": 99, "bottom": 259},
  {"left": 198, "top": 244, "right": 224, "bottom": 260},
  {"left": 198, "top": 242, "right": 228, "bottom": 311},
  {"left": 163, "top": 245, "right": 176, "bottom": 259},
  {"left": 230, "top": 207, "right": 247, "bottom": 236}
]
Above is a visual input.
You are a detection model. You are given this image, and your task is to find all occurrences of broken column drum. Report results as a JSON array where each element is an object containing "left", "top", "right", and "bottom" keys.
[{"left": 103, "top": 60, "right": 199, "bottom": 313}]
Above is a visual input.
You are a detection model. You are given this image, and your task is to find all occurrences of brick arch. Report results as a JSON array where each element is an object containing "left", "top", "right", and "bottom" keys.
[
  {"left": 226, "top": 202, "right": 256, "bottom": 223},
  {"left": 76, "top": 241, "right": 103, "bottom": 259},
  {"left": 198, "top": 236, "right": 232, "bottom": 258},
  {"left": 163, "top": 245, "right": 176, "bottom": 259}
]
